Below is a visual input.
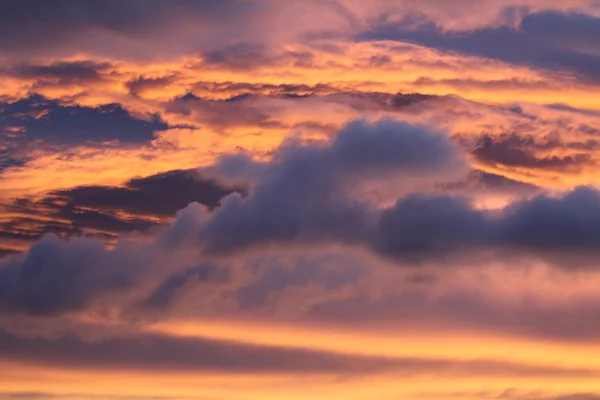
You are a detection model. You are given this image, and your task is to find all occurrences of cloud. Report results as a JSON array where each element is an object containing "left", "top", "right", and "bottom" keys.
[
  {"left": 150, "top": 119, "right": 600, "bottom": 266},
  {"left": 140, "top": 263, "right": 228, "bottom": 310},
  {"left": 0, "top": 95, "right": 169, "bottom": 169},
  {"left": 165, "top": 93, "right": 284, "bottom": 131},
  {"left": 0, "top": 169, "right": 239, "bottom": 255},
  {"left": 356, "top": 10, "right": 600, "bottom": 81},
  {"left": 2, "top": 60, "right": 113, "bottom": 86},
  {"left": 199, "top": 118, "right": 466, "bottom": 253},
  {"left": 0, "top": 235, "right": 136, "bottom": 315},
  {"left": 199, "top": 43, "right": 315, "bottom": 70},
  {"left": 126, "top": 75, "right": 178, "bottom": 97},
  {"left": 372, "top": 186, "right": 600, "bottom": 264},
  {"left": 473, "top": 133, "right": 593, "bottom": 171},
  {"left": 438, "top": 170, "right": 540, "bottom": 196},
  {"left": 0, "top": 0, "right": 265, "bottom": 59},
  {"left": 0, "top": 326, "right": 596, "bottom": 377},
  {"left": 51, "top": 169, "right": 239, "bottom": 217}
]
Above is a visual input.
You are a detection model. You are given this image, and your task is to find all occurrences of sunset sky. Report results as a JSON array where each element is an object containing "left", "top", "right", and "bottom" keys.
[{"left": 3, "top": 1, "right": 600, "bottom": 399}]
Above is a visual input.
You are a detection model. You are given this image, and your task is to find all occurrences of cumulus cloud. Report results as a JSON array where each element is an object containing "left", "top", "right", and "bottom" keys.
[
  {"left": 0, "top": 235, "right": 136, "bottom": 315},
  {"left": 198, "top": 118, "right": 467, "bottom": 253},
  {"left": 6, "top": 117, "right": 600, "bottom": 320},
  {"left": 165, "top": 119, "right": 600, "bottom": 266}
]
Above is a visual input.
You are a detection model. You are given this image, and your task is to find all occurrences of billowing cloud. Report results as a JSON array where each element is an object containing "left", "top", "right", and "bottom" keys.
[
  {"left": 199, "top": 118, "right": 467, "bottom": 253},
  {"left": 3, "top": 2, "right": 600, "bottom": 398}
]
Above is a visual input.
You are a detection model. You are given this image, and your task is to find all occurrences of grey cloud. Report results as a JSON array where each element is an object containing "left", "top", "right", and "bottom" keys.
[
  {"left": 236, "top": 254, "right": 363, "bottom": 309},
  {"left": 473, "top": 134, "right": 593, "bottom": 171},
  {"left": 140, "top": 263, "right": 228, "bottom": 310},
  {"left": 127, "top": 75, "right": 178, "bottom": 97},
  {"left": 373, "top": 194, "right": 488, "bottom": 262},
  {"left": 175, "top": 119, "right": 600, "bottom": 266},
  {"left": 0, "top": 94, "right": 168, "bottom": 168},
  {"left": 51, "top": 169, "right": 239, "bottom": 217},
  {"left": 2, "top": 60, "right": 113, "bottom": 86},
  {"left": 0, "top": 0, "right": 263, "bottom": 56},
  {"left": 0, "top": 169, "right": 238, "bottom": 254},
  {"left": 199, "top": 42, "right": 315, "bottom": 70},
  {"left": 356, "top": 10, "right": 600, "bottom": 81},
  {"left": 438, "top": 170, "right": 541, "bottom": 196},
  {"left": 373, "top": 187, "right": 600, "bottom": 264},
  {"left": 165, "top": 93, "right": 285, "bottom": 131},
  {"left": 0, "top": 235, "right": 135, "bottom": 315},
  {"left": 199, "top": 119, "right": 465, "bottom": 254},
  {"left": 191, "top": 81, "right": 338, "bottom": 97}
]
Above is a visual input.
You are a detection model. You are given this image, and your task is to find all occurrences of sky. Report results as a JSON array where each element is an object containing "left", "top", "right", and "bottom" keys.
[{"left": 3, "top": 0, "right": 600, "bottom": 399}]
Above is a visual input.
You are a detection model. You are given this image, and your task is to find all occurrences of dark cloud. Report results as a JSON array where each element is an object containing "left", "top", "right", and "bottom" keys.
[
  {"left": 145, "top": 119, "right": 600, "bottom": 266},
  {"left": 338, "top": 91, "right": 434, "bottom": 111},
  {"left": 0, "top": 235, "right": 135, "bottom": 315},
  {"left": 191, "top": 81, "right": 338, "bottom": 97},
  {"left": 200, "top": 43, "right": 314, "bottom": 70},
  {"left": 52, "top": 169, "right": 239, "bottom": 217},
  {"left": 0, "top": 248, "right": 20, "bottom": 258},
  {"left": 473, "top": 133, "right": 593, "bottom": 171},
  {"left": 413, "top": 77, "right": 551, "bottom": 91},
  {"left": 0, "top": 94, "right": 168, "bottom": 167},
  {"left": 165, "top": 93, "right": 286, "bottom": 130},
  {"left": 0, "top": 169, "right": 238, "bottom": 252},
  {"left": 373, "top": 194, "right": 488, "bottom": 262},
  {"left": 3, "top": 60, "right": 113, "bottom": 86},
  {"left": 520, "top": 11, "right": 600, "bottom": 55},
  {"left": 164, "top": 89, "right": 434, "bottom": 135},
  {"left": 126, "top": 75, "right": 177, "bottom": 97},
  {"left": 374, "top": 186, "right": 600, "bottom": 264},
  {"left": 0, "top": 214, "right": 118, "bottom": 249},
  {"left": 438, "top": 170, "right": 540, "bottom": 195},
  {"left": 357, "top": 11, "right": 600, "bottom": 81},
  {"left": 546, "top": 103, "right": 600, "bottom": 119},
  {"left": 199, "top": 119, "right": 465, "bottom": 254},
  {"left": 0, "top": 0, "right": 262, "bottom": 56}
]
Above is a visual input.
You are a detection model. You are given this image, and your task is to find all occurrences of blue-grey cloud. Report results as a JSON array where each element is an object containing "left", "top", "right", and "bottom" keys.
[
  {"left": 357, "top": 10, "right": 600, "bottom": 81},
  {"left": 0, "top": 235, "right": 135, "bottom": 315},
  {"left": 0, "top": 94, "right": 168, "bottom": 164},
  {"left": 0, "top": 0, "right": 263, "bottom": 57},
  {"left": 0, "top": 169, "right": 239, "bottom": 257},
  {"left": 175, "top": 119, "right": 600, "bottom": 266},
  {"left": 2, "top": 60, "right": 113, "bottom": 85},
  {"left": 200, "top": 118, "right": 466, "bottom": 253}
]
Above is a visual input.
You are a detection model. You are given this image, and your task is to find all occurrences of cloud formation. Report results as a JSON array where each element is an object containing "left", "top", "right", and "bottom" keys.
[
  {"left": 3, "top": 2, "right": 600, "bottom": 398},
  {"left": 357, "top": 10, "right": 600, "bottom": 81}
]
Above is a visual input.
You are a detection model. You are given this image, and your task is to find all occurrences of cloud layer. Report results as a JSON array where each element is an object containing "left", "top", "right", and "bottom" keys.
[{"left": 3, "top": 2, "right": 600, "bottom": 399}]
